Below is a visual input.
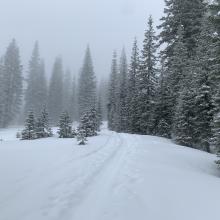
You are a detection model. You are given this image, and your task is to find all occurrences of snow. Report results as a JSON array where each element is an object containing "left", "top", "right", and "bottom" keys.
[{"left": 0, "top": 125, "right": 219, "bottom": 220}]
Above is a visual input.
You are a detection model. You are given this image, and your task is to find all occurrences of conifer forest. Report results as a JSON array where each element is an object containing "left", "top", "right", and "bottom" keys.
[{"left": 0, "top": 1, "right": 220, "bottom": 220}]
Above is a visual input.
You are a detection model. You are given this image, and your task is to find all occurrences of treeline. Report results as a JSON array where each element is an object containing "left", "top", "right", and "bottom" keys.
[
  {"left": 0, "top": 43, "right": 107, "bottom": 127},
  {"left": 107, "top": 0, "right": 220, "bottom": 157}
]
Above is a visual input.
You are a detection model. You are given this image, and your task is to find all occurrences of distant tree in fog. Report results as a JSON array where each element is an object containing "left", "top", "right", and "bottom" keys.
[
  {"left": 24, "top": 42, "right": 47, "bottom": 118},
  {"left": 48, "top": 57, "right": 64, "bottom": 124},
  {"left": 78, "top": 46, "right": 97, "bottom": 117},
  {"left": 0, "top": 60, "right": 4, "bottom": 127},
  {"left": 0, "top": 39, "right": 23, "bottom": 127},
  {"left": 107, "top": 51, "right": 118, "bottom": 131},
  {"left": 63, "top": 69, "right": 72, "bottom": 114},
  {"left": 70, "top": 75, "right": 77, "bottom": 121}
]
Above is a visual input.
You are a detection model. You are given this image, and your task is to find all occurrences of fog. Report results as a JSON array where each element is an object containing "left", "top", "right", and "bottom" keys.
[{"left": 0, "top": 0, "right": 164, "bottom": 78}]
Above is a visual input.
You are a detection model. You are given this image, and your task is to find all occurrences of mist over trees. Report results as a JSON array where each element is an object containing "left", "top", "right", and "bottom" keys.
[{"left": 1, "top": 0, "right": 220, "bottom": 160}]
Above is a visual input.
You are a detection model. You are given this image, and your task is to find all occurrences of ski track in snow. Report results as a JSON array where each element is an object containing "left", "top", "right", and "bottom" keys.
[{"left": 0, "top": 127, "right": 220, "bottom": 220}]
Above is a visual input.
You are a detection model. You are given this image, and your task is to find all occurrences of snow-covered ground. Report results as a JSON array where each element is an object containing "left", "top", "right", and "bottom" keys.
[{"left": 0, "top": 126, "right": 219, "bottom": 220}]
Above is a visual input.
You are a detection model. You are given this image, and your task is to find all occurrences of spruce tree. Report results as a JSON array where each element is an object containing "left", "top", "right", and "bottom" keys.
[
  {"left": 21, "top": 111, "right": 37, "bottom": 140},
  {"left": 153, "top": 59, "right": 172, "bottom": 138},
  {"left": 2, "top": 39, "right": 23, "bottom": 127},
  {"left": 48, "top": 57, "right": 63, "bottom": 124},
  {"left": 167, "top": 27, "right": 189, "bottom": 114},
  {"left": 108, "top": 51, "right": 118, "bottom": 131},
  {"left": 212, "top": 90, "right": 220, "bottom": 166},
  {"left": 38, "top": 60, "right": 48, "bottom": 107},
  {"left": 137, "top": 16, "right": 158, "bottom": 134},
  {"left": 117, "top": 48, "right": 128, "bottom": 132},
  {"left": 63, "top": 69, "right": 72, "bottom": 114},
  {"left": 78, "top": 46, "right": 97, "bottom": 117},
  {"left": 77, "top": 127, "right": 87, "bottom": 145},
  {"left": 0, "top": 61, "right": 4, "bottom": 127},
  {"left": 158, "top": 0, "right": 207, "bottom": 59},
  {"left": 70, "top": 76, "right": 77, "bottom": 121},
  {"left": 127, "top": 38, "right": 140, "bottom": 133},
  {"left": 24, "top": 42, "right": 47, "bottom": 118},
  {"left": 98, "top": 79, "right": 109, "bottom": 121},
  {"left": 173, "top": 85, "right": 196, "bottom": 147},
  {"left": 209, "top": 0, "right": 220, "bottom": 92},
  {"left": 78, "top": 108, "right": 99, "bottom": 137},
  {"left": 193, "top": 19, "right": 214, "bottom": 152},
  {"left": 36, "top": 108, "right": 53, "bottom": 138},
  {"left": 210, "top": 0, "right": 220, "bottom": 161},
  {"left": 97, "top": 95, "right": 103, "bottom": 131},
  {"left": 57, "top": 111, "right": 73, "bottom": 138}
]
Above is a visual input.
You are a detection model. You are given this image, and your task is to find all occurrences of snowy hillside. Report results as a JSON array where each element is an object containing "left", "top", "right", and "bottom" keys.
[{"left": 0, "top": 126, "right": 219, "bottom": 220}]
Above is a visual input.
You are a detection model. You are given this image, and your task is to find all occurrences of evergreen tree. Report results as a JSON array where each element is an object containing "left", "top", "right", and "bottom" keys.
[
  {"left": 212, "top": 90, "right": 220, "bottom": 166},
  {"left": 210, "top": 0, "right": 220, "bottom": 162},
  {"left": 2, "top": 39, "right": 23, "bottom": 127},
  {"left": 209, "top": 0, "right": 220, "bottom": 92},
  {"left": 173, "top": 85, "right": 197, "bottom": 147},
  {"left": 137, "top": 16, "right": 158, "bottom": 134},
  {"left": 98, "top": 79, "right": 109, "bottom": 121},
  {"left": 38, "top": 60, "right": 48, "bottom": 106},
  {"left": 70, "top": 75, "right": 77, "bottom": 121},
  {"left": 212, "top": 90, "right": 220, "bottom": 153},
  {"left": 78, "top": 108, "right": 99, "bottom": 137},
  {"left": 0, "top": 61, "right": 4, "bottom": 127},
  {"left": 63, "top": 69, "right": 72, "bottom": 114},
  {"left": 108, "top": 51, "right": 118, "bottom": 131},
  {"left": 77, "top": 127, "right": 87, "bottom": 145},
  {"left": 57, "top": 111, "right": 73, "bottom": 138},
  {"left": 167, "top": 26, "right": 189, "bottom": 115},
  {"left": 117, "top": 48, "right": 128, "bottom": 132},
  {"left": 48, "top": 57, "right": 63, "bottom": 124},
  {"left": 96, "top": 95, "right": 103, "bottom": 131},
  {"left": 127, "top": 38, "right": 140, "bottom": 133},
  {"left": 158, "top": 0, "right": 207, "bottom": 59},
  {"left": 78, "top": 46, "right": 97, "bottom": 117},
  {"left": 24, "top": 42, "right": 47, "bottom": 117},
  {"left": 193, "top": 19, "right": 214, "bottom": 152},
  {"left": 36, "top": 108, "right": 52, "bottom": 138},
  {"left": 153, "top": 59, "right": 172, "bottom": 138},
  {"left": 21, "top": 111, "right": 37, "bottom": 140}
]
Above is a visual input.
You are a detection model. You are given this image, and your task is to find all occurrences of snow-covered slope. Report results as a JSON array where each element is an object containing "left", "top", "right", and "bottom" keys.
[{"left": 0, "top": 127, "right": 219, "bottom": 220}]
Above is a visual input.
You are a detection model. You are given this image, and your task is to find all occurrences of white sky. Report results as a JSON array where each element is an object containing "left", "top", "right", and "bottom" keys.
[{"left": 0, "top": 0, "right": 165, "bottom": 79}]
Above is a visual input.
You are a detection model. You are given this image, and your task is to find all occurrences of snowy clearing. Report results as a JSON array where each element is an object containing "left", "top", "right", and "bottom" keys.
[{"left": 0, "top": 126, "right": 219, "bottom": 220}]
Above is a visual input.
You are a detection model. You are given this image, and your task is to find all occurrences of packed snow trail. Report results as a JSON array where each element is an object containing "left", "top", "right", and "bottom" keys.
[{"left": 0, "top": 127, "right": 220, "bottom": 220}]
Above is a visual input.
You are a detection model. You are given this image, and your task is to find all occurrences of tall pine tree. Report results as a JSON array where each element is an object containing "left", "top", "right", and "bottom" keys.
[
  {"left": 70, "top": 75, "right": 77, "bottom": 121},
  {"left": 158, "top": 0, "right": 207, "bottom": 59},
  {"left": 2, "top": 39, "right": 23, "bottom": 127},
  {"left": 117, "top": 48, "right": 128, "bottom": 132},
  {"left": 108, "top": 51, "right": 118, "bottom": 131},
  {"left": 24, "top": 42, "right": 47, "bottom": 117},
  {"left": 127, "top": 38, "right": 140, "bottom": 133},
  {"left": 153, "top": 58, "right": 172, "bottom": 138},
  {"left": 137, "top": 16, "right": 158, "bottom": 134},
  {"left": 78, "top": 46, "right": 97, "bottom": 117},
  {"left": 48, "top": 57, "right": 64, "bottom": 124},
  {"left": 63, "top": 69, "right": 72, "bottom": 114}
]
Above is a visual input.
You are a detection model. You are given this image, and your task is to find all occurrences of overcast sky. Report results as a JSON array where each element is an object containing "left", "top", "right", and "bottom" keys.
[{"left": 0, "top": 0, "right": 164, "bottom": 79}]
